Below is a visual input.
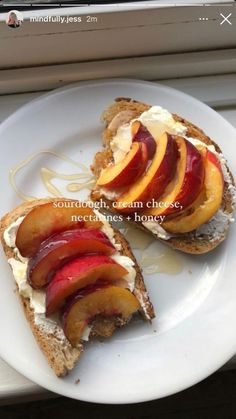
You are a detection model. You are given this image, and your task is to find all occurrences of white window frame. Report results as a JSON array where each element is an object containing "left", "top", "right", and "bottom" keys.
[
  {"left": 0, "top": 1, "right": 235, "bottom": 94},
  {"left": 0, "top": 2, "right": 235, "bottom": 68}
]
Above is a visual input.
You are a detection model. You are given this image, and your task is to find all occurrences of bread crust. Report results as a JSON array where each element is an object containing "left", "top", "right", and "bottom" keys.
[
  {"left": 0, "top": 198, "right": 154, "bottom": 377},
  {"left": 91, "top": 98, "right": 235, "bottom": 254}
]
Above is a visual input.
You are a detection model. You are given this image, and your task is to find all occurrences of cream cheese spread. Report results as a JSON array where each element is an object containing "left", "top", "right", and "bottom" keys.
[
  {"left": 111, "top": 124, "right": 133, "bottom": 164},
  {"left": 8, "top": 258, "right": 45, "bottom": 312},
  {"left": 93, "top": 208, "right": 121, "bottom": 250},
  {"left": 138, "top": 106, "right": 187, "bottom": 139},
  {"left": 97, "top": 188, "right": 121, "bottom": 201},
  {"left": 195, "top": 209, "right": 235, "bottom": 242},
  {"left": 142, "top": 221, "right": 172, "bottom": 240},
  {"left": 4, "top": 211, "right": 137, "bottom": 342},
  {"left": 3, "top": 216, "right": 24, "bottom": 248},
  {"left": 110, "top": 254, "right": 136, "bottom": 292},
  {"left": 110, "top": 106, "right": 187, "bottom": 165},
  {"left": 134, "top": 289, "right": 152, "bottom": 321},
  {"left": 7, "top": 255, "right": 66, "bottom": 340}
]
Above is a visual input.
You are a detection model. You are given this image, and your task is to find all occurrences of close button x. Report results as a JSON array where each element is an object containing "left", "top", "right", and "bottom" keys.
[{"left": 220, "top": 13, "right": 232, "bottom": 25}]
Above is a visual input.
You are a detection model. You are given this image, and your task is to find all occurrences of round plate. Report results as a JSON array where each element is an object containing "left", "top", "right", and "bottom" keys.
[{"left": 0, "top": 79, "right": 235, "bottom": 403}]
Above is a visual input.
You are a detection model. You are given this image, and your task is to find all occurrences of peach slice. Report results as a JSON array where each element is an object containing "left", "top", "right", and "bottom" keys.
[
  {"left": 16, "top": 201, "right": 102, "bottom": 257},
  {"left": 132, "top": 121, "right": 157, "bottom": 159},
  {"left": 144, "top": 137, "right": 204, "bottom": 218},
  {"left": 46, "top": 255, "right": 128, "bottom": 314},
  {"left": 163, "top": 149, "right": 224, "bottom": 233},
  {"left": 62, "top": 284, "right": 140, "bottom": 346},
  {"left": 115, "top": 133, "right": 179, "bottom": 213},
  {"left": 97, "top": 142, "right": 148, "bottom": 188},
  {"left": 28, "top": 229, "right": 116, "bottom": 289}
]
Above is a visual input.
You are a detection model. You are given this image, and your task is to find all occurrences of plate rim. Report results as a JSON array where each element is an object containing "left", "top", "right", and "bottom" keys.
[
  {"left": 1, "top": 78, "right": 236, "bottom": 140},
  {"left": 0, "top": 78, "right": 236, "bottom": 403}
]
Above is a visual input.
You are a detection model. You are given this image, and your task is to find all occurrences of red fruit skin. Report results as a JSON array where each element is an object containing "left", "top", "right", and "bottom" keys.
[
  {"left": 207, "top": 150, "right": 223, "bottom": 179},
  {"left": 98, "top": 142, "right": 148, "bottom": 189},
  {"left": 133, "top": 134, "right": 179, "bottom": 205},
  {"left": 133, "top": 123, "right": 157, "bottom": 159},
  {"left": 116, "top": 133, "right": 179, "bottom": 214},
  {"left": 162, "top": 139, "right": 205, "bottom": 216},
  {"left": 46, "top": 255, "right": 128, "bottom": 315},
  {"left": 135, "top": 142, "right": 149, "bottom": 178},
  {"left": 27, "top": 229, "right": 115, "bottom": 289},
  {"left": 15, "top": 201, "right": 103, "bottom": 258},
  {"left": 63, "top": 282, "right": 111, "bottom": 315}
]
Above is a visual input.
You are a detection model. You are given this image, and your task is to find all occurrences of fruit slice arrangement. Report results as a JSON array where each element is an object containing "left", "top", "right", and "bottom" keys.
[
  {"left": 63, "top": 284, "right": 140, "bottom": 347},
  {"left": 16, "top": 202, "right": 140, "bottom": 345},
  {"left": 96, "top": 121, "right": 224, "bottom": 234}
]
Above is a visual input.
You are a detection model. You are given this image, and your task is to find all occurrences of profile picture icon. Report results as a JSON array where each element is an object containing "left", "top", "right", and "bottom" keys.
[{"left": 6, "top": 10, "right": 23, "bottom": 28}]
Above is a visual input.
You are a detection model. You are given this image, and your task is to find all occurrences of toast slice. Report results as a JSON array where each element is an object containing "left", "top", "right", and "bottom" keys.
[
  {"left": 0, "top": 198, "right": 154, "bottom": 377},
  {"left": 91, "top": 98, "right": 235, "bottom": 254}
]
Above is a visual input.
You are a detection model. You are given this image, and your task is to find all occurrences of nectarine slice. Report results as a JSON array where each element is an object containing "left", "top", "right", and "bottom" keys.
[
  {"left": 46, "top": 255, "right": 129, "bottom": 314},
  {"left": 16, "top": 201, "right": 102, "bottom": 257},
  {"left": 115, "top": 133, "right": 178, "bottom": 213},
  {"left": 163, "top": 150, "right": 224, "bottom": 233},
  {"left": 132, "top": 121, "right": 157, "bottom": 159},
  {"left": 145, "top": 137, "right": 204, "bottom": 217},
  {"left": 28, "top": 229, "right": 116, "bottom": 289},
  {"left": 97, "top": 142, "right": 148, "bottom": 188},
  {"left": 62, "top": 284, "right": 140, "bottom": 346}
]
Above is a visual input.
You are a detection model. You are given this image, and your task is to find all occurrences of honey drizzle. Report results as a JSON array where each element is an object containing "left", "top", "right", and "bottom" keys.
[
  {"left": 123, "top": 224, "right": 183, "bottom": 275},
  {"left": 123, "top": 226, "right": 154, "bottom": 250},
  {"left": 9, "top": 150, "right": 94, "bottom": 201},
  {"left": 140, "top": 247, "right": 183, "bottom": 275}
]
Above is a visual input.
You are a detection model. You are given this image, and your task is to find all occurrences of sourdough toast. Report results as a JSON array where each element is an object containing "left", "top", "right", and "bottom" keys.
[
  {"left": 0, "top": 198, "right": 154, "bottom": 377},
  {"left": 91, "top": 98, "right": 235, "bottom": 254}
]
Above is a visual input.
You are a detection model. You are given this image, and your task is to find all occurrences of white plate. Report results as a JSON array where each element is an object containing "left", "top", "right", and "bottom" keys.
[{"left": 0, "top": 79, "right": 236, "bottom": 404}]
